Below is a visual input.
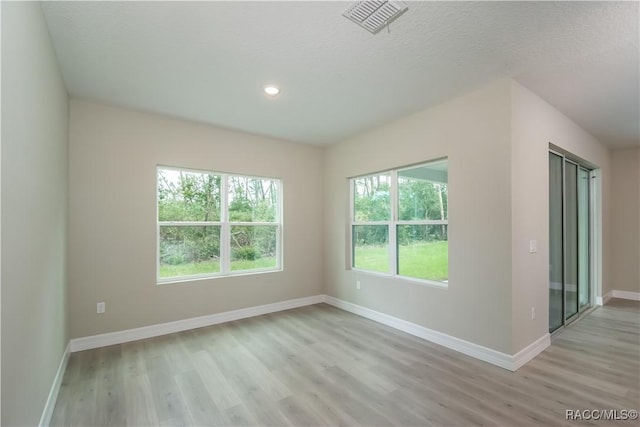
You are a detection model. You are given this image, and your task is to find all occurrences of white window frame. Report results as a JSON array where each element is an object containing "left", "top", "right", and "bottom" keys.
[
  {"left": 349, "top": 159, "right": 448, "bottom": 287},
  {"left": 157, "top": 165, "right": 283, "bottom": 284}
]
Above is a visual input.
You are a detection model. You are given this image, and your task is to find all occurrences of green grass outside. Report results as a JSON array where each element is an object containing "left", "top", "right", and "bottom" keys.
[
  {"left": 161, "top": 242, "right": 447, "bottom": 282},
  {"left": 355, "top": 241, "right": 448, "bottom": 282},
  {"left": 160, "top": 257, "right": 277, "bottom": 278},
  {"left": 353, "top": 245, "right": 389, "bottom": 274}
]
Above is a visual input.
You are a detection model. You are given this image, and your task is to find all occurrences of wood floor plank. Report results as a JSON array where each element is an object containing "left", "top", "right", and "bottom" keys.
[
  {"left": 205, "top": 344, "right": 291, "bottom": 402},
  {"left": 277, "top": 395, "right": 327, "bottom": 426},
  {"left": 51, "top": 300, "right": 640, "bottom": 426},
  {"left": 321, "top": 365, "right": 422, "bottom": 426},
  {"left": 236, "top": 385, "right": 290, "bottom": 426},
  {"left": 189, "top": 350, "right": 242, "bottom": 411},
  {"left": 223, "top": 404, "right": 258, "bottom": 426},
  {"left": 123, "top": 372, "right": 159, "bottom": 427},
  {"left": 145, "top": 353, "right": 191, "bottom": 426},
  {"left": 174, "top": 369, "right": 227, "bottom": 426},
  {"left": 94, "top": 345, "right": 126, "bottom": 427},
  {"left": 50, "top": 377, "right": 98, "bottom": 427}
]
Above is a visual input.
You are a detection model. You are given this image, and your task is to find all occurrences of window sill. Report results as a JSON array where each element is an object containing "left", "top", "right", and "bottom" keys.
[
  {"left": 157, "top": 267, "right": 283, "bottom": 285},
  {"left": 351, "top": 268, "right": 449, "bottom": 289}
]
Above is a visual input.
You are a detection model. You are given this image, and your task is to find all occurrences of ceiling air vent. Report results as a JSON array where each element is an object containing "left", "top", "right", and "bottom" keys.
[{"left": 343, "top": 1, "right": 408, "bottom": 34}]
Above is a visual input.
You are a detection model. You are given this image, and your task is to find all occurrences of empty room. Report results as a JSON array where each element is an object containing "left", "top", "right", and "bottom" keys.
[{"left": 2, "top": 1, "right": 639, "bottom": 426}]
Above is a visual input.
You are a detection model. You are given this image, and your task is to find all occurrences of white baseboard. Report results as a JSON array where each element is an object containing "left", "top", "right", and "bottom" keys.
[
  {"left": 512, "top": 333, "right": 551, "bottom": 371},
  {"left": 70, "top": 295, "right": 324, "bottom": 352},
  {"left": 611, "top": 290, "right": 640, "bottom": 301},
  {"left": 69, "top": 293, "right": 553, "bottom": 371},
  {"left": 596, "top": 290, "right": 639, "bottom": 306},
  {"left": 39, "top": 343, "right": 70, "bottom": 427},
  {"left": 323, "top": 295, "right": 548, "bottom": 371},
  {"left": 596, "top": 291, "right": 613, "bottom": 306}
]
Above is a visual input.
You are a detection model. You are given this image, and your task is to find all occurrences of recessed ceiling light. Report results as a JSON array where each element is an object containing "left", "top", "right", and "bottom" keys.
[{"left": 264, "top": 85, "right": 280, "bottom": 96}]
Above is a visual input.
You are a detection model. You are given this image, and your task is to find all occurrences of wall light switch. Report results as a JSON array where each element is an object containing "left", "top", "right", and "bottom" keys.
[
  {"left": 529, "top": 240, "right": 537, "bottom": 254},
  {"left": 97, "top": 302, "right": 106, "bottom": 314}
]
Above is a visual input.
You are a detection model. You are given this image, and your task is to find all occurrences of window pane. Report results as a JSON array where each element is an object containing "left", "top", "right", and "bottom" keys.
[
  {"left": 352, "top": 225, "right": 389, "bottom": 273},
  {"left": 397, "top": 225, "right": 448, "bottom": 282},
  {"left": 159, "top": 226, "right": 220, "bottom": 278},
  {"left": 230, "top": 225, "right": 278, "bottom": 271},
  {"left": 353, "top": 174, "right": 391, "bottom": 221},
  {"left": 158, "top": 168, "right": 221, "bottom": 221},
  {"left": 228, "top": 176, "right": 278, "bottom": 222},
  {"left": 398, "top": 163, "right": 448, "bottom": 221}
]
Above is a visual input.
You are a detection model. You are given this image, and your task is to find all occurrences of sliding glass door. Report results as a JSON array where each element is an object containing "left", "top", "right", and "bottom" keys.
[
  {"left": 549, "top": 153, "right": 564, "bottom": 332},
  {"left": 549, "top": 152, "right": 591, "bottom": 333}
]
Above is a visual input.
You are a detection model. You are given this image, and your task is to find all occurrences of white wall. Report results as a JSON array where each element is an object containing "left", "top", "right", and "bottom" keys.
[
  {"left": 324, "top": 80, "right": 514, "bottom": 354},
  {"left": 610, "top": 147, "right": 640, "bottom": 294},
  {"left": 68, "top": 101, "right": 324, "bottom": 339},
  {"left": 1, "top": 2, "right": 69, "bottom": 425},
  {"left": 510, "top": 81, "right": 611, "bottom": 352}
]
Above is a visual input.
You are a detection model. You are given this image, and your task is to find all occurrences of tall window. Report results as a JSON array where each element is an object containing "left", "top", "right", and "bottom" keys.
[
  {"left": 157, "top": 166, "right": 281, "bottom": 282},
  {"left": 351, "top": 159, "right": 448, "bottom": 285}
]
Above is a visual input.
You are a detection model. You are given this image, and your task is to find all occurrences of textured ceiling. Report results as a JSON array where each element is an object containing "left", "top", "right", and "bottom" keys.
[{"left": 41, "top": 1, "right": 639, "bottom": 148}]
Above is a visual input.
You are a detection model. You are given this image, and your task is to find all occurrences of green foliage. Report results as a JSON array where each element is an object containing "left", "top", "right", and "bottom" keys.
[
  {"left": 397, "top": 224, "right": 448, "bottom": 246},
  {"left": 398, "top": 179, "right": 447, "bottom": 221},
  {"left": 157, "top": 168, "right": 279, "bottom": 279},
  {"left": 232, "top": 246, "right": 258, "bottom": 261},
  {"left": 352, "top": 175, "right": 390, "bottom": 245},
  {"left": 353, "top": 225, "right": 388, "bottom": 247},
  {"left": 228, "top": 176, "right": 277, "bottom": 222},
  {"left": 352, "top": 167, "right": 448, "bottom": 251},
  {"left": 230, "top": 225, "right": 277, "bottom": 260},
  {"left": 159, "top": 226, "right": 220, "bottom": 266},
  {"left": 158, "top": 169, "right": 221, "bottom": 221},
  {"left": 353, "top": 174, "right": 391, "bottom": 222}
]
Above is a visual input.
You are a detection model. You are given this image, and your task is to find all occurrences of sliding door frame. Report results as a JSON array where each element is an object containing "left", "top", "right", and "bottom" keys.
[
  {"left": 578, "top": 166, "right": 591, "bottom": 313},
  {"left": 549, "top": 148, "right": 596, "bottom": 333},
  {"left": 563, "top": 157, "right": 580, "bottom": 326}
]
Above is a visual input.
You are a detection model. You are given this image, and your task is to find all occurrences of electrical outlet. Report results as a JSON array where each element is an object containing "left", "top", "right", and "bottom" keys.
[
  {"left": 531, "top": 307, "right": 535, "bottom": 320},
  {"left": 356, "top": 280, "right": 361, "bottom": 290},
  {"left": 97, "top": 302, "right": 106, "bottom": 314}
]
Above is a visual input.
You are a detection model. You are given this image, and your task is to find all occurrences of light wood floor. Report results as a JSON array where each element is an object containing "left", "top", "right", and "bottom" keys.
[{"left": 51, "top": 300, "right": 639, "bottom": 426}]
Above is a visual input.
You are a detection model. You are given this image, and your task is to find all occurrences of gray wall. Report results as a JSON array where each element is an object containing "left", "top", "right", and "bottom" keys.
[
  {"left": 510, "top": 81, "right": 611, "bottom": 352},
  {"left": 611, "top": 147, "right": 640, "bottom": 294},
  {"left": 324, "top": 80, "right": 515, "bottom": 354},
  {"left": 1, "top": 2, "right": 69, "bottom": 425},
  {"left": 68, "top": 101, "right": 325, "bottom": 339},
  {"left": 324, "top": 79, "right": 614, "bottom": 356}
]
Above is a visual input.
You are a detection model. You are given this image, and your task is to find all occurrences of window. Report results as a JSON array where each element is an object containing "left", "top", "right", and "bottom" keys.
[
  {"left": 157, "top": 166, "right": 281, "bottom": 282},
  {"left": 351, "top": 159, "right": 448, "bottom": 285}
]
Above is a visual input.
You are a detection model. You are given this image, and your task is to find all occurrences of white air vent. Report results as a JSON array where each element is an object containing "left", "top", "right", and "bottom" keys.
[{"left": 343, "top": 1, "right": 408, "bottom": 34}]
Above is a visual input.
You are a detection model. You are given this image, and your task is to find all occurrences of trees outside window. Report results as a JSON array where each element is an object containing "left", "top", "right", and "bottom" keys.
[
  {"left": 158, "top": 167, "right": 281, "bottom": 282},
  {"left": 351, "top": 160, "right": 448, "bottom": 284}
]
